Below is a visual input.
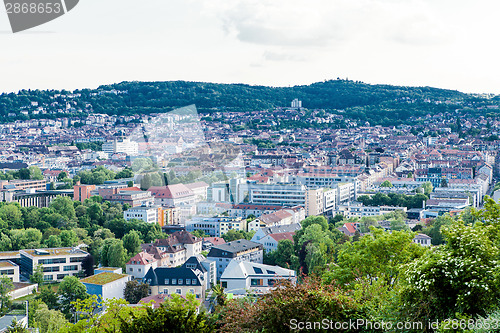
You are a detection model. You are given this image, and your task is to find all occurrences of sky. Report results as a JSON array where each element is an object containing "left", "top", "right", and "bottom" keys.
[{"left": 1, "top": 0, "right": 500, "bottom": 94}]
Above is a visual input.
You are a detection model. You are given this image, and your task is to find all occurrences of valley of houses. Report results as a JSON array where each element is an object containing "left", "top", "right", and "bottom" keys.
[{"left": 0, "top": 99, "right": 497, "bottom": 307}]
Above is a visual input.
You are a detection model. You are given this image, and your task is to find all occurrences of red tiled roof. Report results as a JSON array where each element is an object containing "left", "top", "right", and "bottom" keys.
[
  {"left": 127, "top": 252, "right": 156, "bottom": 265},
  {"left": 203, "top": 237, "right": 226, "bottom": 246},
  {"left": 269, "top": 232, "right": 295, "bottom": 242}
]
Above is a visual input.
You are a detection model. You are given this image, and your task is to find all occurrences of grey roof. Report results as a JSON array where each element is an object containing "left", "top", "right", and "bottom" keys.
[
  {"left": 208, "top": 239, "right": 262, "bottom": 256},
  {"left": 261, "top": 223, "right": 301, "bottom": 236}
]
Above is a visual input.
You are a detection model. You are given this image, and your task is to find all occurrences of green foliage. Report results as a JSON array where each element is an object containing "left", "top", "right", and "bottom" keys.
[
  {"left": 264, "top": 239, "right": 298, "bottom": 270},
  {"left": 5, "top": 319, "right": 28, "bottom": 333},
  {"left": 323, "top": 227, "right": 424, "bottom": 287},
  {"left": 75, "top": 141, "right": 103, "bottom": 152},
  {"left": 36, "top": 286, "right": 59, "bottom": 310},
  {"left": 358, "top": 192, "right": 428, "bottom": 209},
  {"left": 221, "top": 229, "right": 255, "bottom": 242},
  {"left": 380, "top": 180, "right": 393, "bottom": 188},
  {"left": 123, "top": 280, "right": 149, "bottom": 304},
  {"left": 60, "top": 295, "right": 146, "bottom": 333},
  {"left": 216, "top": 278, "right": 364, "bottom": 333},
  {"left": 400, "top": 220, "right": 500, "bottom": 322},
  {"left": 119, "top": 293, "right": 213, "bottom": 333},
  {"left": 122, "top": 230, "right": 142, "bottom": 255},
  {"left": 30, "top": 264, "right": 44, "bottom": 285},
  {"left": 78, "top": 166, "right": 116, "bottom": 185},
  {"left": 32, "top": 303, "right": 68, "bottom": 333},
  {"left": 58, "top": 276, "right": 89, "bottom": 316},
  {"left": 0, "top": 276, "right": 13, "bottom": 314}
]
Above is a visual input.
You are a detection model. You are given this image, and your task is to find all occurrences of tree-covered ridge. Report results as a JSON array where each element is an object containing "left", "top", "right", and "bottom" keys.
[{"left": 0, "top": 79, "right": 492, "bottom": 125}]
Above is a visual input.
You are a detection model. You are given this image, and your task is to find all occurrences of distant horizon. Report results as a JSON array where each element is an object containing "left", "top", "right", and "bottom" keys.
[{"left": 1, "top": 77, "right": 493, "bottom": 96}]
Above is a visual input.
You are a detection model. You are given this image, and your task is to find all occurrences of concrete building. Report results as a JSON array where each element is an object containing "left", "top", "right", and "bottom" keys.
[
  {"left": 81, "top": 272, "right": 131, "bottom": 300},
  {"left": 126, "top": 252, "right": 158, "bottom": 279},
  {"left": 146, "top": 231, "right": 202, "bottom": 268},
  {"left": 185, "top": 216, "right": 247, "bottom": 237},
  {"left": 207, "top": 239, "right": 264, "bottom": 279},
  {"left": 220, "top": 261, "right": 296, "bottom": 295},
  {"left": 124, "top": 205, "right": 163, "bottom": 224},
  {"left": 0, "top": 261, "right": 19, "bottom": 282},
  {"left": 256, "top": 232, "right": 295, "bottom": 253},
  {"left": 73, "top": 184, "right": 96, "bottom": 202},
  {"left": 19, "top": 247, "right": 89, "bottom": 282},
  {"left": 102, "top": 137, "right": 138, "bottom": 156}
]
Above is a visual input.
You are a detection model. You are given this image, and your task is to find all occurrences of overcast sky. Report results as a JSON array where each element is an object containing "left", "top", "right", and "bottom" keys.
[{"left": 1, "top": 0, "right": 499, "bottom": 94}]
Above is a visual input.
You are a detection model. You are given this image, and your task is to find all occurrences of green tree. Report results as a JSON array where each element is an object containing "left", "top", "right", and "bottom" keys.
[
  {"left": 57, "top": 172, "right": 69, "bottom": 181},
  {"left": 122, "top": 230, "right": 141, "bottom": 255},
  {"left": 400, "top": 220, "right": 500, "bottom": 322},
  {"left": 124, "top": 280, "right": 149, "bottom": 304},
  {"left": 36, "top": 286, "right": 59, "bottom": 310},
  {"left": 380, "top": 180, "right": 393, "bottom": 188},
  {"left": 60, "top": 230, "right": 78, "bottom": 247},
  {"left": 50, "top": 196, "right": 76, "bottom": 220},
  {"left": 18, "top": 168, "right": 30, "bottom": 180},
  {"left": 30, "top": 264, "right": 44, "bottom": 285},
  {"left": 119, "top": 294, "right": 213, "bottom": 333},
  {"left": 29, "top": 166, "right": 44, "bottom": 180},
  {"left": 32, "top": 303, "right": 68, "bottom": 333},
  {"left": 323, "top": 228, "right": 425, "bottom": 287},
  {"left": 58, "top": 276, "right": 89, "bottom": 316},
  {"left": 5, "top": 319, "right": 28, "bottom": 333},
  {"left": 0, "top": 276, "right": 13, "bottom": 314},
  {"left": 0, "top": 204, "right": 23, "bottom": 229},
  {"left": 106, "top": 239, "right": 126, "bottom": 268}
]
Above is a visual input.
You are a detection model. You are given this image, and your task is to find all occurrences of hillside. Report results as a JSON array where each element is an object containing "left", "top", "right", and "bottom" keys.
[{"left": 0, "top": 79, "right": 497, "bottom": 125}]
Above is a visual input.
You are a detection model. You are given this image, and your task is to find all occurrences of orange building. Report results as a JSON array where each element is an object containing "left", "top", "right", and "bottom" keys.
[{"left": 73, "top": 184, "right": 96, "bottom": 202}]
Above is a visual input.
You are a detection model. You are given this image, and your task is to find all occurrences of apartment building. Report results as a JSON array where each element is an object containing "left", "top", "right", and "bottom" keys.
[
  {"left": 124, "top": 204, "right": 163, "bottom": 224},
  {"left": 185, "top": 216, "right": 247, "bottom": 237},
  {"left": 207, "top": 239, "right": 263, "bottom": 279},
  {"left": 19, "top": 247, "right": 89, "bottom": 282}
]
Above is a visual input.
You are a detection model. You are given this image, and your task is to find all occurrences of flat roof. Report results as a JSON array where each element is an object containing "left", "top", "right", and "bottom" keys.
[
  {"left": 21, "top": 248, "right": 88, "bottom": 257},
  {"left": 0, "top": 251, "right": 20, "bottom": 258},
  {"left": 80, "top": 272, "right": 128, "bottom": 286},
  {"left": 0, "top": 261, "right": 16, "bottom": 269}
]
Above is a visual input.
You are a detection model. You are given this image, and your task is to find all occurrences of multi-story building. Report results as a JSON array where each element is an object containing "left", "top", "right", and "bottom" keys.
[
  {"left": 19, "top": 247, "right": 89, "bottom": 282},
  {"left": 102, "top": 137, "right": 138, "bottom": 156},
  {"left": 73, "top": 184, "right": 96, "bottom": 202},
  {"left": 124, "top": 204, "right": 163, "bottom": 224},
  {"left": 126, "top": 252, "right": 158, "bottom": 279},
  {"left": 107, "top": 190, "right": 155, "bottom": 207},
  {"left": 207, "top": 239, "right": 264, "bottom": 279},
  {"left": 220, "top": 261, "right": 296, "bottom": 295},
  {"left": 185, "top": 216, "right": 247, "bottom": 237},
  {"left": 147, "top": 231, "right": 202, "bottom": 267}
]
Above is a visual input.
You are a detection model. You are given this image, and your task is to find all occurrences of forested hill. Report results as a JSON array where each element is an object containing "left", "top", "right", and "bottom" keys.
[{"left": 0, "top": 79, "right": 497, "bottom": 125}]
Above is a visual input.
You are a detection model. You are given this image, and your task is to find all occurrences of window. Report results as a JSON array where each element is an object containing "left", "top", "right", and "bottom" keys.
[
  {"left": 43, "top": 275, "right": 53, "bottom": 281},
  {"left": 189, "top": 289, "right": 195, "bottom": 295},
  {"left": 268, "top": 279, "right": 276, "bottom": 286},
  {"left": 63, "top": 265, "right": 78, "bottom": 271},
  {"left": 163, "top": 289, "right": 168, "bottom": 294},
  {"left": 192, "top": 279, "right": 197, "bottom": 285},
  {"left": 176, "top": 289, "right": 181, "bottom": 295},
  {"left": 138, "top": 268, "right": 141, "bottom": 272},
  {"left": 178, "top": 279, "right": 183, "bottom": 285},
  {"left": 129, "top": 268, "right": 133, "bottom": 272},
  {"left": 251, "top": 279, "right": 263, "bottom": 286},
  {"left": 221, "top": 281, "right": 227, "bottom": 288},
  {"left": 186, "top": 279, "right": 191, "bottom": 285},
  {"left": 164, "top": 279, "right": 169, "bottom": 285},
  {"left": 43, "top": 266, "right": 60, "bottom": 272},
  {"left": 172, "top": 279, "right": 176, "bottom": 285}
]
